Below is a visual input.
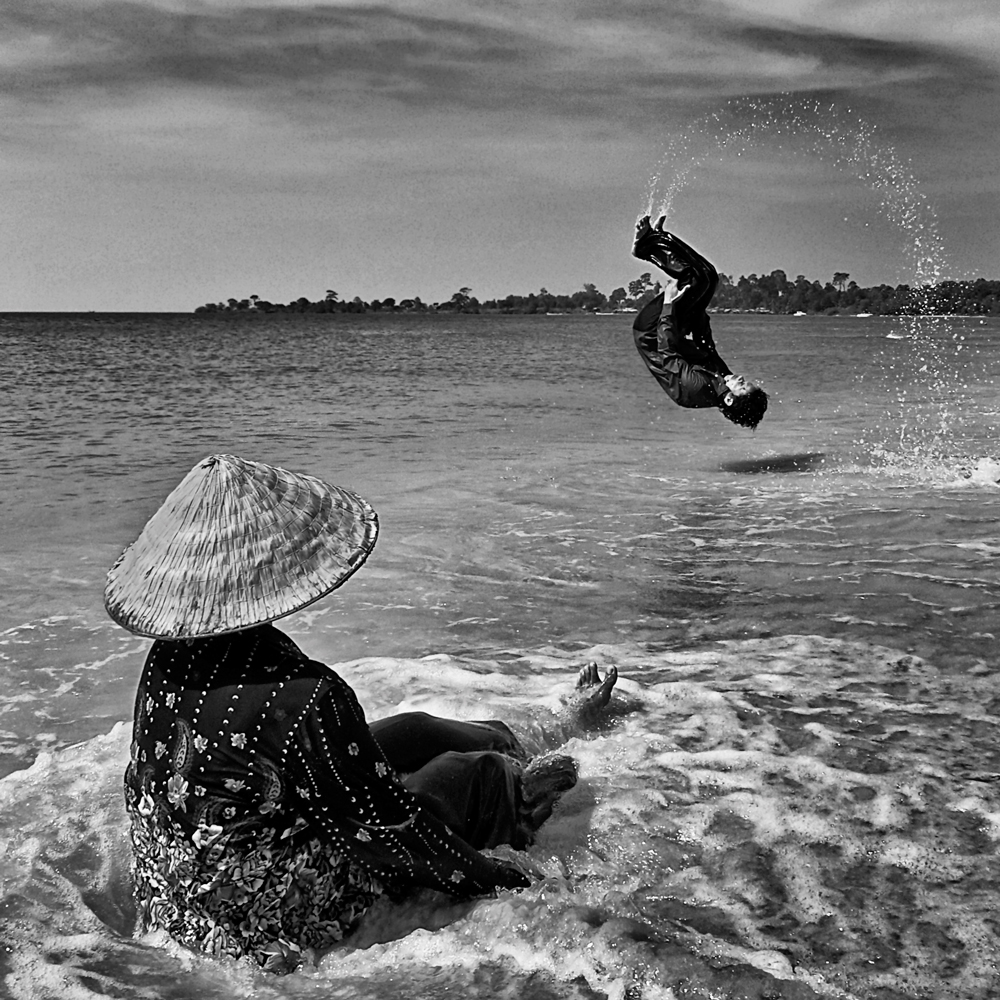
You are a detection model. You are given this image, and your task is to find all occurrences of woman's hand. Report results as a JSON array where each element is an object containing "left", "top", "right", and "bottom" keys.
[{"left": 492, "top": 859, "right": 533, "bottom": 890}]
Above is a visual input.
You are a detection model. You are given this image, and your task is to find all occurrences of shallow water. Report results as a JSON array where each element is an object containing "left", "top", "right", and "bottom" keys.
[{"left": 1, "top": 312, "right": 998, "bottom": 998}]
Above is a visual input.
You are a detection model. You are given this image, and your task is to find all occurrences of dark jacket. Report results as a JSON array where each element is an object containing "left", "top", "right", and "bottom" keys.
[
  {"left": 632, "top": 292, "right": 731, "bottom": 409},
  {"left": 631, "top": 230, "right": 731, "bottom": 409}
]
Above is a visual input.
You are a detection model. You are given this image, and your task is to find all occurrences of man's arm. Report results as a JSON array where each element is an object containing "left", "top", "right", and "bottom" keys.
[
  {"left": 632, "top": 301, "right": 729, "bottom": 409},
  {"left": 661, "top": 232, "right": 718, "bottom": 317},
  {"left": 661, "top": 304, "right": 731, "bottom": 377},
  {"left": 632, "top": 290, "right": 665, "bottom": 357}
]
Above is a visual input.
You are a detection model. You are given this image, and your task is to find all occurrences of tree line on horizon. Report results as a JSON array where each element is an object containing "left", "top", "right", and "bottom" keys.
[{"left": 194, "top": 271, "right": 1000, "bottom": 317}]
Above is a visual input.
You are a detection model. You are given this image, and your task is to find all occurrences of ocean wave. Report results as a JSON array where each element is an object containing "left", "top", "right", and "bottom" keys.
[{"left": 3, "top": 636, "right": 997, "bottom": 999}]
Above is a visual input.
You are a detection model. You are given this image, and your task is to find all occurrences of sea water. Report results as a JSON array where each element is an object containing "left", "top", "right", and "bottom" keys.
[{"left": 1, "top": 311, "right": 999, "bottom": 999}]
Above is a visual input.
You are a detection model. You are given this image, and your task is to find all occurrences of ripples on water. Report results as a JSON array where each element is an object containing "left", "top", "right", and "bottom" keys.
[
  {"left": 1, "top": 312, "right": 998, "bottom": 755},
  {"left": 1, "top": 312, "right": 998, "bottom": 999},
  {"left": 4, "top": 641, "right": 999, "bottom": 999}
]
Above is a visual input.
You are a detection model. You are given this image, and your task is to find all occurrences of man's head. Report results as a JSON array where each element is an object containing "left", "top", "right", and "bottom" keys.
[{"left": 719, "top": 374, "right": 768, "bottom": 430}]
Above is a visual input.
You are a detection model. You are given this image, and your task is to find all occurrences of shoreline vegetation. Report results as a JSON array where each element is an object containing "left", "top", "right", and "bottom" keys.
[{"left": 195, "top": 271, "right": 1000, "bottom": 318}]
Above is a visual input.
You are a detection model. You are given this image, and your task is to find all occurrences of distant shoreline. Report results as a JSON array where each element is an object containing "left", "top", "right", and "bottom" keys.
[
  {"left": 4, "top": 274, "right": 998, "bottom": 318},
  {"left": 2, "top": 309, "right": 998, "bottom": 320},
  {"left": 193, "top": 273, "right": 1000, "bottom": 319}
]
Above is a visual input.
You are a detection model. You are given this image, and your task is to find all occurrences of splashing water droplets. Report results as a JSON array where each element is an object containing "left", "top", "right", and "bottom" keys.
[
  {"left": 645, "top": 96, "right": 989, "bottom": 478},
  {"left": 647, "top": 97, "right": 945, "bottom": 288}
]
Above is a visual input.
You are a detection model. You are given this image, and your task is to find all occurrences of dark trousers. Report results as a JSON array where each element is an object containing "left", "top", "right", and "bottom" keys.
[{"left": 369, "top": 713, "right": 525, "bottom": 850}]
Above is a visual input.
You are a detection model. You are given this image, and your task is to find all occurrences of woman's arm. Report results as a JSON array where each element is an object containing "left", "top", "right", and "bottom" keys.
[{"left": 290, "top": 670, "right": 528, "bottom": 895}]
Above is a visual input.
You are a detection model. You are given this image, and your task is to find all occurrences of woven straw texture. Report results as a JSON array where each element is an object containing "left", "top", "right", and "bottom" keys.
[{"left": 105, "top": 454, "right": 378, "bottom": 639}]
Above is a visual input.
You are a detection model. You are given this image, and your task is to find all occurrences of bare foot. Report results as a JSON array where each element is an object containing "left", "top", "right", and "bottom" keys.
[
  {"left": 517, "top": 752, "right": 579, "bottom": 846},
  {"left": 633, "top": 214, "right": 654, "bottom": 254},
  {"left": 575, "top": 662, "right": 618, "bottom": 715},
  {"left": 516, "top": 662, "right": 621, "bottom": 759}
]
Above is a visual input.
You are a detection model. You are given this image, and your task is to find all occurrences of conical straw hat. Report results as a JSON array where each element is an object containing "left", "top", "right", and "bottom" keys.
[{"left": 105, "top": 454, "right": 378, "bottom": 639}]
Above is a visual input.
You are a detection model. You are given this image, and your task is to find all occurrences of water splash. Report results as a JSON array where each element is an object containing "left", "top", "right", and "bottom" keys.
[
  {"left": 644, "top": 95, "right": 990, "bottom": 474},
  {"left": 645, "top": 95, "right": 946, "bottom": 289}
]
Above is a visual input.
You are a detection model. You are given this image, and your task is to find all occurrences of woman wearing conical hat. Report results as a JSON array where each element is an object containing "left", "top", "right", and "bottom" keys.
[{"left": 108, "top": 455, "right": 616, "bottom": 974}]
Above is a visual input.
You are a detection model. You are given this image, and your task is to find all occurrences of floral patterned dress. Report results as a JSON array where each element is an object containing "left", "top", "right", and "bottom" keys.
[{"left": 125, "top": 624, "right": 513, "bottom": 973}]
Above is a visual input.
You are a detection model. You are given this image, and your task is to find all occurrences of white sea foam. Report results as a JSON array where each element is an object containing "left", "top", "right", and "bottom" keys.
[{"left": 3, "top": 636, "right": 998, "bottom": 999}]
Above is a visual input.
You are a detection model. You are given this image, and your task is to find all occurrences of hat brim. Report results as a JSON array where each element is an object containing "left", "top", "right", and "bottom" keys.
[{"left": 105, "top": 454, "right": 378, "bottom": 639}]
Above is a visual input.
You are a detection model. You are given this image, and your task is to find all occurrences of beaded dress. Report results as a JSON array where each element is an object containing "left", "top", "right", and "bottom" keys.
[{"left": 125, "top": 624, "right": 510, "bottom": 972}]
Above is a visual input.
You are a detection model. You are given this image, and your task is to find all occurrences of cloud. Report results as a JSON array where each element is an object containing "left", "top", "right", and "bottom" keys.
[
  {"left": 714, "top": 0, "right": 1000, "bottom": 60},
  {"left": 4, "top": 0, "right": 991, "bottom": 130},
  {"left": 3, "top": 0, "right": 997, "bottom": 308}
]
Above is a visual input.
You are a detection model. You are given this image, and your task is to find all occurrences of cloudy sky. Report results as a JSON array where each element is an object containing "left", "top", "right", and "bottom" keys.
[{"left": 4, "top": 0, "right": 998, "bottom": 311}]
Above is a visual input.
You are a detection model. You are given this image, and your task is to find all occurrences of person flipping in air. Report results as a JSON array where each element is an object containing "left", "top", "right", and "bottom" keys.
[{"left": 631, "top": 215, "right": 768, "bottom": 430}]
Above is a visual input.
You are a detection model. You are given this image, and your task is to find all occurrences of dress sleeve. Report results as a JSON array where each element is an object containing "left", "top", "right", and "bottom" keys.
[{"left": 288, "top": 671, "right": 524, "bottom": 896}]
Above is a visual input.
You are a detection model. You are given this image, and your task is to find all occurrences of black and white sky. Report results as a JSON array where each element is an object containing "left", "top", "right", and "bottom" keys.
[{"left": 4, "top": 0, "right": 998, "bottom": 310}]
